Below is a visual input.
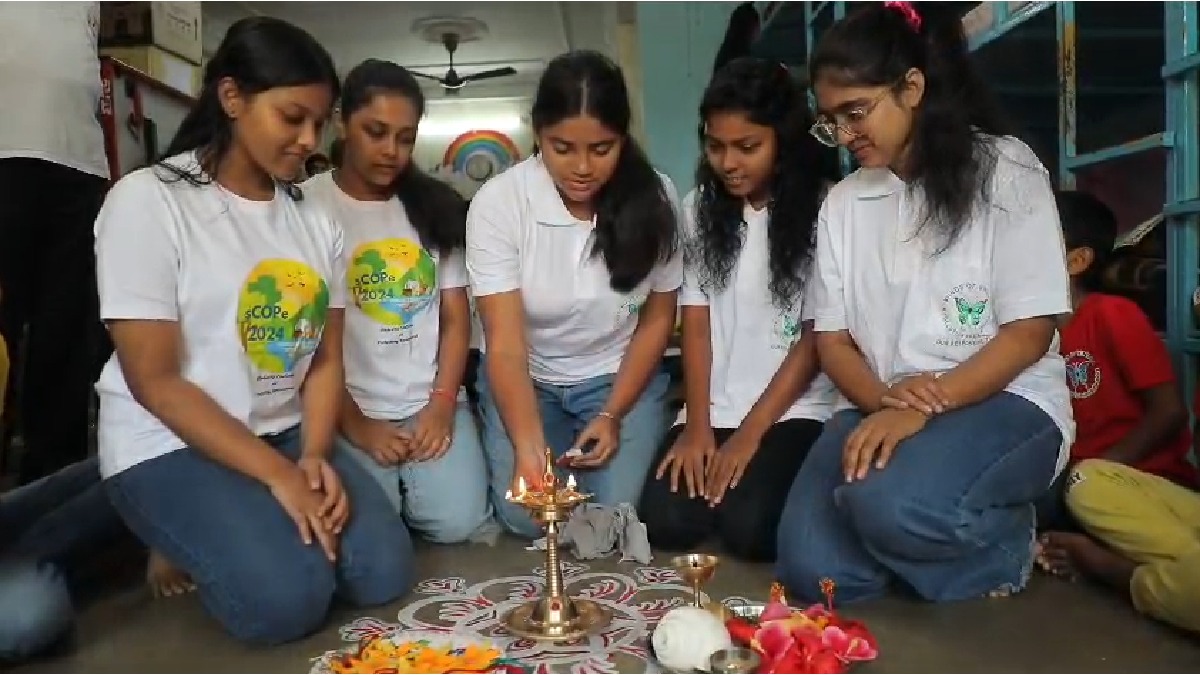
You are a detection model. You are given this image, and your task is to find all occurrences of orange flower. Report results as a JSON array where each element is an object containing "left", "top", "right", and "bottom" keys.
[{"left": 328, "top": 638, "right": 502, "bottom": 674}]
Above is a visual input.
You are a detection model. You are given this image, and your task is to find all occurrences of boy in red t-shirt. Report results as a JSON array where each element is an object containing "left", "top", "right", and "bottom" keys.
[{"left": 1037, "top": 191, "right": 1197, "bottom": 531}]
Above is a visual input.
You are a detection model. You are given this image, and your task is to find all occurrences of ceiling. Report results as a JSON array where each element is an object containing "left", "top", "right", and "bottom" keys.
[{"left": 202, "top": 1, "right": 623, "bottom": 100}]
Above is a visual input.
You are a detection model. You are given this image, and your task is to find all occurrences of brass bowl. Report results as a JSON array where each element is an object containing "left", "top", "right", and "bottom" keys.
[
  {"left": 670, "top": 553, "right": 720, "bottom": 586},
  {"left": 709, "top": 647, "right": 762, "bottom": 674}
]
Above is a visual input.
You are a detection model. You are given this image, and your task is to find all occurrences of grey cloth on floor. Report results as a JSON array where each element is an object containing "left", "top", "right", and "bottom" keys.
[{"left": 529, "top": 502, "right": 653, "bottom": 564}]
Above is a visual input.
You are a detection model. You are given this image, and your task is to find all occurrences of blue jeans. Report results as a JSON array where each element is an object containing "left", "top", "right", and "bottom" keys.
[
  {"left": 776, "top": 392, "right": 1060, "bottom": 604},
  {"left": 0, "top": 560, "right": 72, "bottom": 662},
  {"left": 104, "top": 426, "right": 415, "bottom": 646},
  {"left": 0, "top": 457, "right": 124, "bottom": 662},
  {"left": 478, "top": 365, "right": 671, "bottom": 538},
  {"left": 338, "top": 402, "right": 494, "bottom": 544},
  {"left": 1, "top": 457, "right": 125, "bottom": 566}
]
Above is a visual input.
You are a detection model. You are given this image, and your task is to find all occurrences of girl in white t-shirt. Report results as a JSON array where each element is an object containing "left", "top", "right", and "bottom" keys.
[
  {"left": 777, "top": 3, "right": 1074, "bottom": 604},
  {"left": 304, "top": 59, "right": 494, "bottom": 545},
  {"left": 467, "top": 51, "right": 683, "bottom": 537},
  {"left": 639, "top": 58, "right": 840, "bottom": 562},
  {"left": 93, "top": 18, "right": 413, "bottom": 645}
]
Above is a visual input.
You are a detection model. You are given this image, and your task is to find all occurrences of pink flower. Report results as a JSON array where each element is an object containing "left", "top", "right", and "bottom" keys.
[
  {"left": 760, "top": 599, "right": 794, "bottom": 623},
  {"left": 820, "top": 625, "right": 879, "bottom": 663}
]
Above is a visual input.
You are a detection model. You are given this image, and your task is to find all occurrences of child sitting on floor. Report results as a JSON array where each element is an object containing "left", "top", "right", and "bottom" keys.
[
  {"left": 1039, "top": 459, "right": 1200, "bottom": 634},
  {"left": 1037, "top": 191, "right": 1196, "bottom": 532},
  {"left": 1037, "top": 191, "right": 1200, "bottom": 632}
]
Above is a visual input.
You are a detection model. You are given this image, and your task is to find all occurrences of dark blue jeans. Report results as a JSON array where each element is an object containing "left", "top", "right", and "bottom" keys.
[
  {"left": 776, "top": 392, "right": 1061, "bottom": 604},
  {"left": 0, "top": 457, "right": 121, "bottom": 661},
  {"left": 104, "top": 427, "right": 415, "bottom": 646}
]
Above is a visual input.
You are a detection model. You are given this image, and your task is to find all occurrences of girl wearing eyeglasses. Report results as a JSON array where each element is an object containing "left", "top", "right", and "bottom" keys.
[{"left": 776, "top": 2, "right": 1074, "bottom": 604}]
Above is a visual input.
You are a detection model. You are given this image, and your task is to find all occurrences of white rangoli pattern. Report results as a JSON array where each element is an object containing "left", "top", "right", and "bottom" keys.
[{"left": 310, "top": 563, "right": 715, "bottom": 673}]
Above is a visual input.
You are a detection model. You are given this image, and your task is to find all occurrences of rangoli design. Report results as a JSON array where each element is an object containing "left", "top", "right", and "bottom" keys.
[{"left": 311, "top": 563, "right": 714, "bottom": 673}]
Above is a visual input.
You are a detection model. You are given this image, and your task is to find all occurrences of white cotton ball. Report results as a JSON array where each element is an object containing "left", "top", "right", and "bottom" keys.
[{"left": 652, "top": 606, "right": 734, "bottom": 672}]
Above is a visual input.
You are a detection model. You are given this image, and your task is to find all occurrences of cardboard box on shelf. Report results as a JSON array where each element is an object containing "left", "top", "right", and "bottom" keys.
[
  {"left": 102, "top": 45, "right": 202, "bottom": 98},
  {"left": 99, "top": 2, "right": 202, "bottom": 65}
]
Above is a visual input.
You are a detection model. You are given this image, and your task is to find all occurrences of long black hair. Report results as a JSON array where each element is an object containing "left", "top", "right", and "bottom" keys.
[
  {"left": 532, "top": 50, "right": 678, "bottom": 293},
  {"left": 691, "top": 58, "right": 839, "bottom": 310},
  {"left": 339, "top": 59, "right": 466, "bottom": 255},
  {"left": 712, "top": 3, "right": 761, "bottom": 76},
  {"left": 809, "top": 2, "right": 1010, "bottom": 250},
  {"left": 157, "top": 16, "right": 338, "bottom": 195}
]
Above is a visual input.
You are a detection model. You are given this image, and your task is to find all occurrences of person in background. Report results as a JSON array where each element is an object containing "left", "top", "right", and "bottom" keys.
[
  {"left": 304, "top": 59, "right": 494, "bottom": 545},
  {"left": 711, "top": 3, "right": 761, "bottom": 76},
  {"left": 775, "top": 2, "right": 1074, "bottom": 604},
  {"left": 93, "top": 17, "right": 413, "bottom": 646},
  {"left": 0, "top": 283, "right": 126, "bottom": 663},
  {"left": 639, "top": 58, "right": 839, "bottom": 562},
  {"left": 1037, "top": 459, "right": 1200, "bottom": 634},
  {"left": 0, "top": 2, "right": 112, "bottom": 484},
  {"left": 1035, "top": 191, "right": 1194, "bottom": 532},
  {"left": 305, "top": 152, "right": 332, "bottom": 178},
  {"left": 466, "top": 51, "right": 682, "bottom": 538},
  {"left": 329, "top": 138, "right": 345, "bottom": 170}
]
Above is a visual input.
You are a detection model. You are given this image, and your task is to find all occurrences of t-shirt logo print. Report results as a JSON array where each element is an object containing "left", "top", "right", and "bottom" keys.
[
  {"left": 348, "top": 238, "right": 437, "bottom": 330},
  {"left": 955, "top": 297, "right": 987, "bottom": 327},
  {"left": 615, "top": 294, "right": 647, "bottom": 327},
  {"left": 1063, "top": 349, "right": 1102, "bottom": 399},
  {"left": 771, "top": 313, "right": 802, "bottom": 350},
  {"left": 938, "top": 282, "right": 991, "bottom": 347},
  {"left": 237, "top": 259, "right": 329, "bottom": 375}
]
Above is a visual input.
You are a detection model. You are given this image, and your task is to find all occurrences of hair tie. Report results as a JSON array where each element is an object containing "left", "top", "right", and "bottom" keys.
[{"left": 884, "top": 1, "right": 923, "bottom": 31}]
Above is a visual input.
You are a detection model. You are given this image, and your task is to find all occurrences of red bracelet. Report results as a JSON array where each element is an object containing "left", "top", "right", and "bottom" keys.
[{"left": 431, "top": 387, "right": 457, "bottom": 402}]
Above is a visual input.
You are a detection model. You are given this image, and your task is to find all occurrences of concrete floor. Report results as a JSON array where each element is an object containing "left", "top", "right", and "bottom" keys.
[{"left": 11, "top": 537, "right": 1200, "bottom": 673}]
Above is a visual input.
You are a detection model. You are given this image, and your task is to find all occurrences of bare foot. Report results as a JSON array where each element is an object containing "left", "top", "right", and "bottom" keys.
[
  {"left": 1037, "top": 532, "right": 1086, "bottom": 581},
  {"left": 146, "top": 549, "right": 196, "bottom": 598}
]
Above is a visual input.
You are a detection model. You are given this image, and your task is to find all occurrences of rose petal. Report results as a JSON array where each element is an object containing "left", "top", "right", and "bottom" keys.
[
  {"left": 801, "top": 603, "right": 833, "bottom": 621},
  {"left": 835, "top": 620, "right": 879, "bottom": 654},
  {"left": 755, "top": 622, "right": 795, "bottom": 657},
  {"left": 726, "top": 617, "right": 758, "bottom": 648},
  {"left": 761, "top": 646, "right": 808, "bottom": 675},
  {"left": 807, "top": 651, "right": 847, "bottom": 674},
  {"left": 760, "top": 600, "right": 793, "bottom": 623}
]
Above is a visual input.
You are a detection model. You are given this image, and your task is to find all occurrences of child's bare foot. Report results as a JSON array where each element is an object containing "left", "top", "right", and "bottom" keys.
[
  {"left": 147, "top": 549, "right": 196, "bottom": 598},
  {"left": 1036, "top": 532, "right": 1085, "bottom": 581}
]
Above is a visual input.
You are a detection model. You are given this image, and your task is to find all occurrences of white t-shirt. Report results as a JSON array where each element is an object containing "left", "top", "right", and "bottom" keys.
[
  {"left": 677, "top": 191, "right": 837, "bottom": 429},
  {"left": 466, "top": 155, "right": 684, "bottom": 385},
  {"left": 811, "top": 135, "right": 1075, "bottom": 475},
  {"left": 303, "top": 172, "right": 468, "bottom": 420},
  {"left": 0, "top": 2, "right": 109, "bottom": 178},
  {"left": 95, "top": 153, "right": 346, "bottom": 477}
]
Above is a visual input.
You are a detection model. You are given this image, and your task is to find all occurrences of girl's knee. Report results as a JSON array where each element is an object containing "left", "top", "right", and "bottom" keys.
[
  {"left": 411, "top": 503, "right": 493, "bottom": 544},
  {"left": 835, "top": 480, "right": 923, "bottom": 554},
  {"left": 494, "top": 497, "right": 543, "bottom": 539},
  {"left": 0, "top": 561, "right": 73, "bottom": 661},
  {"left": 221, "top": 566, "right": 335, "bottom": 646},
  {"left": 338, "top": 515, "right": 415, "bottom": 608}
]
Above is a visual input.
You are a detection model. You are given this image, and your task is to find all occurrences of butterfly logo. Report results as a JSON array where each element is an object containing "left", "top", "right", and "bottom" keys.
[
  {"left": 954, "top": 297, "right": 988, "bottom": 327},
  {"left": 1064, "top": 350, "right": 1101, "bottom": 399},
  {"left": 1066, "top": 361, "right": 1090, "bottom": 388},
  {"left": 772, "top": 314, "right": 802, "bottom": 349}
]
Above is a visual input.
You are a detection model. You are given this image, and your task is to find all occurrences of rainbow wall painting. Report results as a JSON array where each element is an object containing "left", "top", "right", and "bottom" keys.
[{"left": 441, "top": 129, "right": 522, "bottom": 184}]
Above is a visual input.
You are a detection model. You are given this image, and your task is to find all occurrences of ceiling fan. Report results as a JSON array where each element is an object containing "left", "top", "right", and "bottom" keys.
[{"left": 411, "top": 32, "right": 518, "bottom": 91}]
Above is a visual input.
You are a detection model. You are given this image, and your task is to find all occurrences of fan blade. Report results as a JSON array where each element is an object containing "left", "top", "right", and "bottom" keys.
[
  {"left": 411, "top": 71, "right": 446, "bottom": 83},
  {"left": 463, "top": 66, "right": 518, "bottom": 82}
]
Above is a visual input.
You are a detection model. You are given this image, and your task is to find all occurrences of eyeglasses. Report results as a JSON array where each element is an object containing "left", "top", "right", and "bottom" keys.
[{"left": 809, "top": 88, "right": 893, "bottom": 148}]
